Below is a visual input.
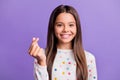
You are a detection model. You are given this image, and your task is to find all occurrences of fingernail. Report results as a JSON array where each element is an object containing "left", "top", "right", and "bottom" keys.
[
  {"left": 33, "top": 37, "right": 35, "bottom": 40},
  {"left": 37, "top": 38, "right": 39, "bottom": 40}
]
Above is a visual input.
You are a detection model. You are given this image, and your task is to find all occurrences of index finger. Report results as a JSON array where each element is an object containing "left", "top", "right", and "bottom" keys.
[
  {"left": 31, "top": 37, "right": 39, "bottom": 45},
  {"left": 28, "top": 37, "right": 40, "bottom": 52}
]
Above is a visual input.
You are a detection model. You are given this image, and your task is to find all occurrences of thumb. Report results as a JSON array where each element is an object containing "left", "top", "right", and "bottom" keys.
[
  {"left": 32, "top": 37, "right": 39, "bottom": 43},
  {"left": 36, "top": 38, "right": 39, "bottom": 42}
]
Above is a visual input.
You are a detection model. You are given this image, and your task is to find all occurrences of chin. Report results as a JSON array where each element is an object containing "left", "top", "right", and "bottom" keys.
[{"left": 59, "top": 39, "right": 72, "bottom": 44}]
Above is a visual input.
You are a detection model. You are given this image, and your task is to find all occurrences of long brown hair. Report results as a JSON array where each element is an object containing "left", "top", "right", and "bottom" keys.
[{"left": 46, "top": 5, "right": 88, "bottom": 80}]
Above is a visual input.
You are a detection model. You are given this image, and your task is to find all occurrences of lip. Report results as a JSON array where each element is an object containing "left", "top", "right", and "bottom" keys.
[{"left": 60, "top": 34, "right": 71, "bottom": 39}]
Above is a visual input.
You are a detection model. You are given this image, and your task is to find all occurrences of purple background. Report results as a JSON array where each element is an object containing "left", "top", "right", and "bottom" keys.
[{"left": 0, "top": 0, "right": 120, "bottom": 80}]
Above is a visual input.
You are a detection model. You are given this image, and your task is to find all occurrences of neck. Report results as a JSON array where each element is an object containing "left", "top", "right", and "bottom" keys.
[{"left": 57, "top": 42, "right": 72, "bottom": 50}]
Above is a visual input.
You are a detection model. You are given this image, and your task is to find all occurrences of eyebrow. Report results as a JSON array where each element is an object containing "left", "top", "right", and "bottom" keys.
[
  {"left": 68, "top": 22, "right": 76, "bottom": 24},
  {"left": 55, "top": 22, "right": 76, "bottom": 24}
]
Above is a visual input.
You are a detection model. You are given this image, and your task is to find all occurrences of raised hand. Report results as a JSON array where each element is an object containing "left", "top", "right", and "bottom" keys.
[{"left": 28, "top": 37, "right": 46, "bottom": 66}]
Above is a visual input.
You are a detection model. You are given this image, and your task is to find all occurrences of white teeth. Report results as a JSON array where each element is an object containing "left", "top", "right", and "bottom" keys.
[{"left": 61, "top": 34, "right": 70, "bottom": 39}]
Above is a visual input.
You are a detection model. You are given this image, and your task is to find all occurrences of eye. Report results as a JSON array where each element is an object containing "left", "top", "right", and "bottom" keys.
[
  {"left": 69, "top": 24, "right": 74, "bottom": 27},
  {"left": 56, "top": 23, "right": 63, "bottom": 27}
]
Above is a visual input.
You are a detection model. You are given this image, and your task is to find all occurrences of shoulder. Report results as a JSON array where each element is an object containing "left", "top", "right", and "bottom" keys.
[
  {"left": 84, "top": 50, "right": 95, "bottom": 59},
  {"left": 84, "top": 50, "right": 96, "bottom": 64}
]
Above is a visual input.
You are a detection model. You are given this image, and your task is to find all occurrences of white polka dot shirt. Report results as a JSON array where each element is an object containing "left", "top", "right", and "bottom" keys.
[{"left": 34, "top": 49, "right": 97, "bottom": 80}]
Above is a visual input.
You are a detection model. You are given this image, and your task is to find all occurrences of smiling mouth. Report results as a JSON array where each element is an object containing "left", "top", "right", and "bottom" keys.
[{"left": 60, "top": 34, "right": 71, "bottom": 39}]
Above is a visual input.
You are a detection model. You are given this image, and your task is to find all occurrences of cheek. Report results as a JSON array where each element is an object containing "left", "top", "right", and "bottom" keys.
[
  {"left": 72, "top": 27, "right": 77, "bottom": 34},
  {"left": 54, "top": 28, "right": 60, "bottom": 38},
  {"left": 54, "top": 27, "right": 62, "bottom": 34}
]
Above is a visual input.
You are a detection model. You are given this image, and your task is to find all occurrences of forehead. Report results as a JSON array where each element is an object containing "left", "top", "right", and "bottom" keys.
[{"left": 55, "top": 12, "right": 76, "bottom": 23}]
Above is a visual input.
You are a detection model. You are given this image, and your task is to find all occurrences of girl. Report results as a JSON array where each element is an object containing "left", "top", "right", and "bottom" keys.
[{"left": 28, "top": 5, "right": 97, "bottom": 80}]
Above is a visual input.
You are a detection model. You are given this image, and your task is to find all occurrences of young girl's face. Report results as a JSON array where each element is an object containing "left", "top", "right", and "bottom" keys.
[{"left": 54, "top": 12, "right": 77, "bottom": 44}]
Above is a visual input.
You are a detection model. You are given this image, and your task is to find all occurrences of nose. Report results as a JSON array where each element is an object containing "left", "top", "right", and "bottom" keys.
[{"left": 63, "top": 26, "right": 69, "bottom": 32}]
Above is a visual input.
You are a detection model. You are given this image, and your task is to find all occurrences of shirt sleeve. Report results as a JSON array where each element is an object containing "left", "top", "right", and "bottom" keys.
[
  {"left": 87, "top": 53, "right": 97, "bottom": 80},
  {"left": 34, "top": 59, "right": 49, "bottom": 80}
]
